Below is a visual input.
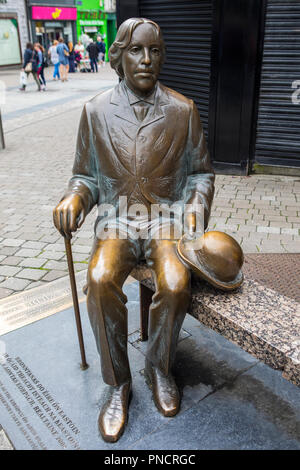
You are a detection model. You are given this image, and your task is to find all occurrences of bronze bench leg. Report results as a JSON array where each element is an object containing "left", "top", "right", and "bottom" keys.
[{"left": 139, "top": 283, "right": 153, "bottom": 341}]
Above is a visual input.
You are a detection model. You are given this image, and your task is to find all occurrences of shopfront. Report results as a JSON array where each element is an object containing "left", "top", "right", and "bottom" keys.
[
  {"left": 28, "top": 3, "right": 77, "bottom": 50},
  {"left": 75, "top": 0, "right": 117, "bottom": 59},
  {"left": 77, "top": 6, "right": 106, "bottom": 41}
]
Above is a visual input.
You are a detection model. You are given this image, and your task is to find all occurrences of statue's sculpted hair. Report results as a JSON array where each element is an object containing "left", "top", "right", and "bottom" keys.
[{"left": 108, "top": 17, "right": 165, "bottom": 78}]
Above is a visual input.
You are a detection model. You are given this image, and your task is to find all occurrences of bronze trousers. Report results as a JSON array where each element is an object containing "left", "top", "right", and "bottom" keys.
[{"left": 86, "top": 236, "right": 191, "bottom": 386}]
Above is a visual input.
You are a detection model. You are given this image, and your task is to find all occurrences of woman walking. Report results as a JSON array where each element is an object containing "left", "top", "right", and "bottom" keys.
[
  {"left": 19, "top": 42, "right": 41, "bottom": 91},
  {"left": 36, "top": 43, "right": 47, "bottom": 91},
  {"left": 48, "top": 39, "right": 60, "bottom": 80},
  {"left": 68, "top": 42, "right": 76, "bottom": 73},
  {"left": 57, "top": 37, "right": 69, "bottom": 82},
  {"left": 74, "top": 40, "right": 84, "bottom": 72}
]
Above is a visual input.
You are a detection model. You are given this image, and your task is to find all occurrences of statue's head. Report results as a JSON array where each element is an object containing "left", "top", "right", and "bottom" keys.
[{"left": 109, "top": 17, "right": 165, "bottom": 96}]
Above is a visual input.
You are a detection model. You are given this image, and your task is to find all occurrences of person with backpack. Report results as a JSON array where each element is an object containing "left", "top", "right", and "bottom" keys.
[
  {"left": 19, "top": 42, "right": 41, "bottom": 92},
  {"left": 48, "top": 39, "right": 60, "bottom": 80}
]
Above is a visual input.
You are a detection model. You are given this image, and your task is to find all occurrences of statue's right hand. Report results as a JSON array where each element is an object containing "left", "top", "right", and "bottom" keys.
[{"left": 53, "top": 194, "right": 86, "bottom": 239}]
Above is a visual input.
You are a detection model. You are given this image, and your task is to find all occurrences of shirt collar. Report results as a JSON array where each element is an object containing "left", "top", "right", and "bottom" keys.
[{"left": 124, "top": 81, "right": 156, "bottom": 106}]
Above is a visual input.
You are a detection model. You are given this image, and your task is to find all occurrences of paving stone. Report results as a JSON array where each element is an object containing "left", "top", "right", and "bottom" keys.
[
  {"left": 0, "top": 278, "right": 31, "bottom": 291},
  {"left": 38, "top": 251, "right": 64, "bottom": 261},
  {"left": 42, "top": 260, "right": 68, "bottom": 270},
  {"left": 21, "top": 241, "right": 47, "bottom": 250},
  {"left": 281, "top": 228, "right": 299, "bottom": 236},
  {"left": 18, "top": 232, "right": 42, "bottom": 241},
  {"left": 0, "top": 256, "right": 24, "bottom": 266},
  {"left": 71, "top": 244, "right": 91, "bottom": 254},
  {"left": 15, "top": 268, "right": 47, "bottom": 281},
  {"left": 24, "top": 280, "right": 47, "bottom": 290},
  {"left": 19, "top": 258, "right": 46, "bottom": 268},
  {"left": 74, "top": 263, "right": 88, "bottom": 272},
  {"left": 43, "top": 243, "right": 66, "bottom": 252},
  {"left": 0, "top": 265, "right": 22, "bottom": 276},
  {"left": 257, "top": 226, "right": 280, "bottom": 234},
  {"left": 0, "top": 238, "right": 25, "bottom": 247},
  {"left": 39, "top": 234, "right": 61, "bottom": 243},
  {"left": 15, "top": 248, "right": 42, "bottom": 257},
  {"left": 41, "top": 270, "right": 67, "bottom": 282},
  {"left": 281, "top": 242, "right": 300, "bottom": 253},
  {"left": 0, "top": 255, "right": 7, "bottom": 262},
  {"left": 0, "top": 247, "right": 19, "bottom": 256},
  {"left": 0, "top": 287, "right": 13, "bottom": 298}
]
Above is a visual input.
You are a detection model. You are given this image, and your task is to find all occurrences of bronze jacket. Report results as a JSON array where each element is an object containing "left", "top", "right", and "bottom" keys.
[{"left": 66, "top": 80, "right": 215, "bottom": 230}]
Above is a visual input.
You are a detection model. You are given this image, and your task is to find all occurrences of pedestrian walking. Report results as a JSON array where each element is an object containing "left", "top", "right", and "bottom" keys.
[
  {"left": 48, "top": 39, "right": 60, "bottom": 80},
  {"left": 19, "top": 42, "right": 41, "bottom": 92},
  {"left": 96, "top": 36, "right": 106, "bottom": 67},
  {"left": 86, "top": 39, "right": 99, "bottom": 73},
  {"left": 68, "top": 42, "right": 76, "bottom": 73},
  {"left": 57, "top": 37, "right": 69, "bottom": 82},
  {"left": 36, "top": 43, "right": 47, "bottom": 91},
  {"left": 74, "top": 40, "right": 85, "bottom": 72}
]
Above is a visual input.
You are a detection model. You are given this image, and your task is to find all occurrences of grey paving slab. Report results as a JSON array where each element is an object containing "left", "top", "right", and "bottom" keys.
[
  {"left": 0, "top": 278, "right": 31, "bottom": 291},
  {"left": 0, "top": 287, "right": 13, "bottom": 299},
  {"left": 0, "top": 265, "right": 22, "bottom": 277},
  {"left": 15, "top": 268, "right": 47, "bottom": 281},
  {"left": 19, "top": 258, "right": 46, "bottom": 268},
  {"left": 1, "top": 257, "right": 24, "bottom": 266}
]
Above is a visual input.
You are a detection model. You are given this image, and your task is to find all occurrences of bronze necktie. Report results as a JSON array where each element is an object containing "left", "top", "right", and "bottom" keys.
[{"left": 133, "top": 102, "right": 149, "bottom": 122}]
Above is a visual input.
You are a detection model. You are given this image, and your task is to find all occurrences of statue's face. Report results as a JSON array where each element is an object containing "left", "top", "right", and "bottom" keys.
[{"left": 122, "top": 23, "right": 162, "bottom": 96}]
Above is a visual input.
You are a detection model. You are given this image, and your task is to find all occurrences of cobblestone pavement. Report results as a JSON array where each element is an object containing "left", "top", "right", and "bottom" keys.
[{"left": 0, "top": 67, "right": 299, "bottom": 298}]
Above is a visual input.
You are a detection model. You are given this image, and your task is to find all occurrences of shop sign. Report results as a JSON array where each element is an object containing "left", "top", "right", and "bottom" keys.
[
  {"left": 84, "top": 27, "right": 98, "bottom": 32},
  {"left": 79, "top": 20, "right": 104, "bottom": 26},
  {"left": 32, "top": 6, "right": 77, "bottom": 21},
  {"left": 78, "top": 11, "right": 106, "bottom": 20}
]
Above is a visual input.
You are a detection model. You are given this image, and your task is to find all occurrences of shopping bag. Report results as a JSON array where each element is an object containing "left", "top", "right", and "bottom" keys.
[{"left": 20, "top": 71, "right": 27, "bottom": 86}]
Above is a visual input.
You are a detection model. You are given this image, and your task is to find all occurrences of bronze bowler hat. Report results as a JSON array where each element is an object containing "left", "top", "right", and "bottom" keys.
[{"left": 177, "top": 231, "right": 244, "bottom": 291}]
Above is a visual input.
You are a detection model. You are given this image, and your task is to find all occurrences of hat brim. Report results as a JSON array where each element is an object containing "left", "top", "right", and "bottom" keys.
[{"left": 177, "top": 237, "right": 244, "bottom": 291}]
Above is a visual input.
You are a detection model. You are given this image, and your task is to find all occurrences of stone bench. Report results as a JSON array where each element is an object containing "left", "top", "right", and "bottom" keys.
[{"left": 131, "top": 254, "right": 300, "bottom": 388}]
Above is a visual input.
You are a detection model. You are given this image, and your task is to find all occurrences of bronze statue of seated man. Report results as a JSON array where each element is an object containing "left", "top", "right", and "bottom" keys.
[{"left": 53, "top": 17, "right": 215, "bottom": 443}]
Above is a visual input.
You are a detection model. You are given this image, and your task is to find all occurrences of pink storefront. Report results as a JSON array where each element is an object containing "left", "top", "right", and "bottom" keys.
[{"left": 29, "top": 3, "right": 77, "bottom": 50}]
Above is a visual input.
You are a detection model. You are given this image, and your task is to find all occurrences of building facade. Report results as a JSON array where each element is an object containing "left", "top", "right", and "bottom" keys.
[
  {"left": 76, "top": 0, "right": 116, "bottom": 59},
  {"left": 117, "top": 0, "right": 300, "bottom": 174},
  {"left": 27, "top": 0, "right": 77, "bottom": 50},
  {"left": 0, "top": 0, "right": 29, "bottom": 66}
]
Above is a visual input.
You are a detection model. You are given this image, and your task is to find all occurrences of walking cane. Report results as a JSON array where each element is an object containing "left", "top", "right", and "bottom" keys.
[{"left": 64, "top": 235, "right": 89, "bottom": 370}]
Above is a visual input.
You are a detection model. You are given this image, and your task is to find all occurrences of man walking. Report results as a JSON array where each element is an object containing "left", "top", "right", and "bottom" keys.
[{"left": 86, "top": 39, "right": 99, "bottom": 73}]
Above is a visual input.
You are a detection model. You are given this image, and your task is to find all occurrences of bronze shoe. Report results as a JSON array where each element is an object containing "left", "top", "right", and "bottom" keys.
[
  {"left": 145, "top": 361, "right": 180, "bottom": 417},
  {"left": 98, "top": 381, "right": 132, "bottom": 443}
]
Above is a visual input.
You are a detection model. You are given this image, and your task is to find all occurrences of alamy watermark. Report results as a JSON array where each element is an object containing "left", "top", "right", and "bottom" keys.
[
  {"left": 0, "top": 340, "right": 6, "bottom": 365},
  {"left": 95, "top": 196, "right": 205, "bottom": 240},
  {"left": 291, "top": 80, "right": 300, "bottom": 104}
]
